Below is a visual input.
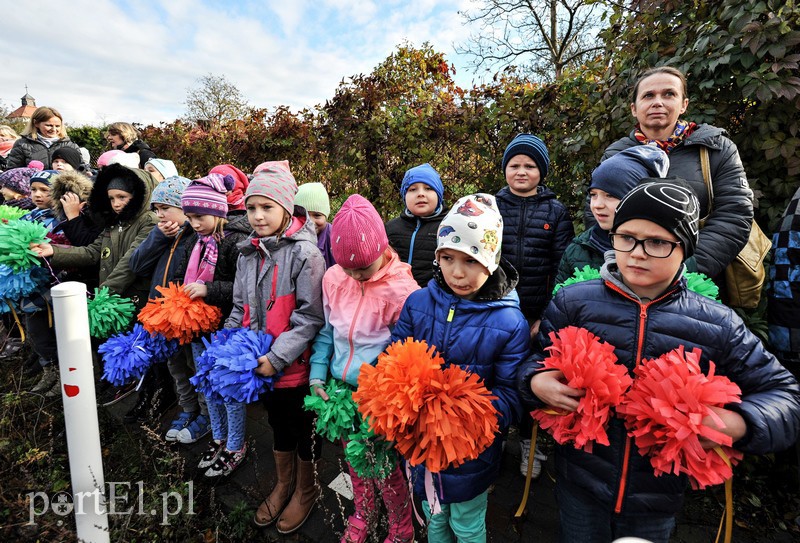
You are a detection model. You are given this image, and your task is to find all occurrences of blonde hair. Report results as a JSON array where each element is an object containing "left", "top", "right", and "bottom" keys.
[
  {"left": 105, "top": 122, "right": 139, "bottom": 145},
  {"left": 211, "top": 216, "right": 228, "bottom": 241},
  {"left": 0, "top": 125, "right": 20, "bottom": 141},
  {"left": 21, "top": 107, "right": 67, "bottom": 138}
]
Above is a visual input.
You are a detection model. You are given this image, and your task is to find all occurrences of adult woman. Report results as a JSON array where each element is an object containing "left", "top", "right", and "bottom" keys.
[
  {"left": 0, "top": 125, "right": 20, "bottom": 171},
  {"left": 602, "top": 66, "right": 752, "bottom": 279},
  {"left": 6, "top": 107, "right": 80, "bottom": 170},
  {"left": 104, "top": 122, "right": 156, "bottom": 168}
]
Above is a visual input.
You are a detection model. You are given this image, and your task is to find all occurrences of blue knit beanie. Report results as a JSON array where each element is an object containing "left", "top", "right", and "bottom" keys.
[
  {"left": 502, "top": 134, "right": 550, "bottom": 180},
  {"left": 590, "top": 146, "right": 670, "bottom": 199},
  {"left": 400, "top": 163, "right": 444, "bottom": 212},
  {"left": 30, "top": 170, "right": 59, "bottom": 187},
  {"left": 151, "top": 176, "right": 192, "bottom": 209}
]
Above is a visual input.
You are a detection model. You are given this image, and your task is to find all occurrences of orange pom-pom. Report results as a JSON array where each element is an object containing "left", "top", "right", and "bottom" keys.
[
  {"left": 532, "top": 326, "right": 632, "bottom": 453},
  {"left": 617, "top": 346, "right": 743, "bottom": 489},
  {"left": 137, "top": 282, "right": 222, "bottom": 344}
]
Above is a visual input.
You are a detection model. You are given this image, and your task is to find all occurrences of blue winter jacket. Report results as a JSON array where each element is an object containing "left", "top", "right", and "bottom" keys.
[
  {"left": 517, "top": 262, "right": 800, "bottom": 516},
  {"left": 495, "top": 185, "right": 573, "bottom": 321},
  {"left": 129, "top": 221, "right": 197, "bottom": 299},
  {"left": 391, "top": 260, "right": 529, "bottom": 504}
]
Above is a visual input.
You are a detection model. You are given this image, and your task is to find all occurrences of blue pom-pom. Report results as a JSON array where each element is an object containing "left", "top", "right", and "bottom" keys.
[
  {"left": 99, "top": 324, "right": 153, "bottom": 386},
  {"left": 0, "top": 265, "right": 51, "bottom": 300},
  {"left": 190, "top": 328, "right": 275, "bottom": 404},
  {"left": 147, "top": 332, "right": 180, "bottom": 363}
]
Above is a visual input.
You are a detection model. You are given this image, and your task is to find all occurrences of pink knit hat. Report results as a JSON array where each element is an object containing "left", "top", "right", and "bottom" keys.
[
  {"left": 97, "top": 150, "right": 125, "bottom": 168},
  {"left": 253, "top": 160, "right": 290, "bottom": 175},
  {"left": 210, "top": 164, "right": 249, "bottom": 211},
  {"left": 331, "top": 195, "right": 388, "bottom": 269},
  {"left": 181, "top": 173, "right": 234, "bottom": 218}
]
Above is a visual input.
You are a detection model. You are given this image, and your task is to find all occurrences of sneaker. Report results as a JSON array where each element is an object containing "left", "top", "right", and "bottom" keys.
[
  {"left": 99, "top": 381, "right": 138, "bottom": 407},
  {"left": 176, "top": 413, "right": 211, "bottom": 444},
  {"left": 519, "top": 439, "right": 547, "bottom": 479},
  {"left": 165, "top": 412, "right": 196, "bottom": 442},
  {"left": 31, "top": 365, "right": 58, "bottom": 393},
  {"left": 198, "top": 440, "right": 225, "bottom": 469},
  {"left": 204, "top": 443, "right": 247, "bottom": 477}
]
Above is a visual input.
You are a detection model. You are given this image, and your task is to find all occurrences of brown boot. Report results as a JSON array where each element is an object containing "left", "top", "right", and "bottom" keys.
[
  {"left": 276, "top": 457, "right": 320, "bottom": 534},
  {"left": 253, "top": 450, "right": 296, "bottom": 527}
]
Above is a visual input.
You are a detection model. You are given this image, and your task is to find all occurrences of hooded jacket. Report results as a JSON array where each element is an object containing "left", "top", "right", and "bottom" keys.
[
  {"left": 495, "top": 185, "right": 574, "bottom": 321},
  {"left": 118, "top": 139, "right": 157, "bottom": 169},
  {"left": 517, "top": 259, "right": 800, "bottom": 516},
  {"left": 391, "top": 259, "right": 529, "bottom": 504},
  {"left": 6, "top": 135, "right": 80, "bottom": 170},
  {"left": 309, "top": 249, "right": 419, "bottom": 387},
  {"left": 603, "top": 124, "right": 753, "bottom": 278},
  {"left": 129, "top": 221, "right": 197, "bottom": 299},
  {"left": 225, "top": 207, "right": 325, "bottom": 388},
  {"left": 49, "top": 171, "right": 105, "bottom": 247},
  {"left": 49, "top": 164, "right": 158, "bottom": 302},
  {"left": 555, "top": 227, "right": 608, "bottom": 285}
]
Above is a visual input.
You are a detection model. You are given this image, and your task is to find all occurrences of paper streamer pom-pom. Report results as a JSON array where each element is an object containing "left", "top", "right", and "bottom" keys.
[
  {"left": 99, "top": 324, "right": 153, "bottom": 386},
  {"left": 0, "top": 265, "right": 51, "bottom": 300},
  {"left": 191, "top": 329, "right": 238, "bottom": 403},
  {"left": 0, "top": 220, "right": 49, "bottom": 271},
  {"left": 532, "top": 326, "right": 632, "bottom": 453},
  {"left": 304, "top": 378, "right": 360, "bottom": 442},
  {"left": 190, "top": 328, "right": 275, "bottom": 404},
  {"left": 552, "top": 265, "right": 601, "bottom": 294},
  {"left": 617, "top": 346, "right": 743, "bottom": 489},
  {"left": 87, "top": 287, "right": 135, "bottom": 338},
  {"left": 138, "top": 282, "right": 222, "bottom": 344},
  {"left": 148, "top": 332, "right": 180, "bottom": 364},
  {"left": 0, "top": 205, "right": 28, "bottom": 222},
  {"left": 344, "top": 419, "right": 397, "bottom": 480},
  {"left": 685, "top": 272, "right": 720, "bottom": 301}
]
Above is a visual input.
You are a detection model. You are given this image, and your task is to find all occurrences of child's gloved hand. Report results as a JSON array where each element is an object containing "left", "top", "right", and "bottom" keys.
[
  {"left": 255, "top": 354, "right": 277, "bottom": 376},
  {"left": 311, "top": 383, "right": 329, "bottom": 401}
]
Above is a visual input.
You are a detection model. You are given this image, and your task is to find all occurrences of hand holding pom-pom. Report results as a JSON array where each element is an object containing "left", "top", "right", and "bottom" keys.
[{"left": 304, "top": 378, "right": 360, "bottom": 442}]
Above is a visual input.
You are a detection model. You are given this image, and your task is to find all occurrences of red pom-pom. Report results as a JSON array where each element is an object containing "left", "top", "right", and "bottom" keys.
[
  {"left": 617, "top": 346, "right": 743, "bottom": 489},
  {"left": 532, "top": 326, "right": 632, "bottom": 453},
  {"left": 138, "top": 282, "right": 222, "bottom": 344}
]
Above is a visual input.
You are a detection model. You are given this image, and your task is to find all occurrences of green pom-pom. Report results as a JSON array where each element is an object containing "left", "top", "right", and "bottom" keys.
[
  {"left": 87, "top": 287, "right": 136, "bottom": 338},
  {"left": 304, "top": 378, "right": 360, "bottom": 442},
  {"left": 553, "top": 265, "right": 602, "bottom": 294},
  {"left": 0, "top": 220, "right": 49, "bottom": 271},
  {"left": 684, "top": 271, "right": 720, "bottom": 301},
  {"left": 344, "top": 419, "right": 397, "bottom": 480},
  {"left": 0, "top": 205, "right": 28, "bottom": 222}
]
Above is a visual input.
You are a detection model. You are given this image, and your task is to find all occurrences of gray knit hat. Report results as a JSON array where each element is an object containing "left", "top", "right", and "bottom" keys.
[{"left": 246, "top": 167, "right": 298, "bottom": 215}]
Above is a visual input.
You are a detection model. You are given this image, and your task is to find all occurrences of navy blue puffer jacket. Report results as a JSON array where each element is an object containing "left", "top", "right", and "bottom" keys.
[
  {"left": 392, "top": 260, "right": 529, "bottom": 504},
  {"left": 495, "top": 186, "right": 573, "bottom": 321},
  {"left": 518, "top": 269, "right": 800, "bottom": 516}
]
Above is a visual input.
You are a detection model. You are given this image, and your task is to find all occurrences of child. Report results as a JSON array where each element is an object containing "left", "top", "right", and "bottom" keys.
[
  {"left": 386, "top": 163, "right": 448, "bottom": 287},
  {"left": 0, "top": 167, "right": 36, "bottom": 210},
  {"left": 144, "top": 158, "right": 179, "bottom": 182},
  {"left": 127, "top": 176, "right": 194, "bottom": 424},
  {"left": 50, "top": 170, "right": 106, "bottom": 249},
  {"left": 555, "top": 146, "right": 669, "bottom": 284},
  {"left": 495, "top": 133, "right": 573, "bottom": 478},
  {"left": 309, "top": 194, "right": 418, "bottom": 543},
  {"left": 518, "top": 181, "right": 800, "bottom": 543},
  {"left": 391, "top": 194, "right": 529, "bottom": 542},
  {"left": 173, "top": 173, "right": 253, "bottom": 444},
  {"left": 223, "top": 166, "right": 324, "bottom": 532},
  {"left": 21, "top": 170, "right": 58, "bottom": 230},
  {"left": 294, "top": 182, "right": 335, "bottom": 268},
  {"left": 209, "top": 164, "right": 249, "bottom": 217},
  {"left": 51, "top": 147, "right": 83, "bottom": 172}
]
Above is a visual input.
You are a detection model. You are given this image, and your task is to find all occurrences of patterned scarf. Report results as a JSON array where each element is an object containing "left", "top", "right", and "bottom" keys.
[
  {"left": 183, "top": 234, "right": 220, "bottom": 285},
  {"left": 635, "top": 120, "right": 697, "bottom": 153}
]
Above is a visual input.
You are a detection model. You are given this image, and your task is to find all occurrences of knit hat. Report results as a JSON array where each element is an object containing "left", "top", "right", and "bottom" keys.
[
  {"left": 79, "top": 147, "right": 91, "bottom": 166},
  {"left": 437, "top": 193, "right": 503, "bottom": 273},
  {"left": 501, "top": 134, "right": 550, "bottom": 180},
  {"left": 181, "top": 173, "right": 234, "bottom": 218},
  {"left": 253, "top": 160, "right": 290, "bottom": 175},
  {"left": 52, "top": 147, "right": 83, "bottom": 171},
  {"left": 97, "top": 150, "right": 125, "bottom": 168},
  {"left": 107, "top": 151, "right": 140, "bottom": 169},
  {"left": 30, "top": 170, "right": 58, "bottom": 187},
  {"left": 295, "top": 182, "right": 331, "bottom": 218},
  {"left": 0, "top": 167, "right": 35, "bottom": 196},
  {"left": 400, "top": 163, "right": 444, "bottom": 211},
  {"left": 107, "top": 176, "right": 137, "bottom": 195},
  {"left": 590, "top": 146, "right": 670, "bottom": 199},
  {"left": 145, "top": 158, "right": 179, "bottom": 179},
  {"left": 27, "top": 160, "right": 44, "bottom": 171},
  {"left": 151, "top": 176, "right": 191, "bottom": 209},
  {"left": 612, "top": 180, "right": 700, "bottom": 258},
  {"left": 330, "top": 194, "right": 389, "bottom": 269},
  {"left": 210, "top": 164, "right": 249, "bottom": 211},
  {"left": 246, "top": 167, "right": 298, "bottom": 216}
]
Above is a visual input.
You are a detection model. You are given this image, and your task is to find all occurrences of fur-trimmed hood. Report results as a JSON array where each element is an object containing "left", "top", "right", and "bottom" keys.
[
  {"left": 50, "top": 171, "right": 94, "bottom": 217},
  {"left": 89, "top": 163, "right": 157, "bottom": 224}
]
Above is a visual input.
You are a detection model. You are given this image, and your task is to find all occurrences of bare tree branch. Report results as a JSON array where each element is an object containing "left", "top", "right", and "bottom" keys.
[{"left": 184, "top": 74, "right": 249, "bottom": 125}]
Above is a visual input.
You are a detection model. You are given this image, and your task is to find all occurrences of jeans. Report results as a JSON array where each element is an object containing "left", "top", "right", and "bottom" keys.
[{"left": 556, "top": 483, "right": 676, "bottom": 543}]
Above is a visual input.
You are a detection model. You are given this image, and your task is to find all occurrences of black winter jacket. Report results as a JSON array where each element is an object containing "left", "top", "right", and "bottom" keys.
[
  {"left": 385, "top": 207, "right": 448, "bottom": 287},
  {"left": 6, "top": 135, "right": 80, "bottom": 169},
  {"left": 518, "top": 261, "right": 800, "bottom": 516},
  {"left": 495, "top": 186, "right": 573, "bottom": 321},
  {"left": 118, "top": 140, "right": 156, "bottom": 169},
  {"left": 603, "top": 124, "right": 753, "bottom": 278}
]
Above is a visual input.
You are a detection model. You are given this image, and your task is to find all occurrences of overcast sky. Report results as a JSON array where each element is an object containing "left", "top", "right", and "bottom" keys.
[{"left": 2, "top": 0, "right": 484, "bottom": 127}]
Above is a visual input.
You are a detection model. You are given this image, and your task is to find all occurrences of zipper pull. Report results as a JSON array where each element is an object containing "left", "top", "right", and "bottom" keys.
[{"left": 447, "top": 305, "right": 455, "bottom": 322}]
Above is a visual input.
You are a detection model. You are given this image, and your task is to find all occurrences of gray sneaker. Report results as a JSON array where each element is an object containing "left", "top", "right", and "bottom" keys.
[{"left": 31, "top": 365, "right": 58, "bottom": 394}]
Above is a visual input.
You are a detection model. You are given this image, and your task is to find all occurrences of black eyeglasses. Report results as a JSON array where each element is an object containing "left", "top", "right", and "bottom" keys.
[{"left": 609, "top": 233, "right": 682, "bottom": 258}]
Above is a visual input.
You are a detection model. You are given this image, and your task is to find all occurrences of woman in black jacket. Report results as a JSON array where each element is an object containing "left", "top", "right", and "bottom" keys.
[
  {"left": 105, "top": 121, "right": 156, "bottom": 168},
  {"left": 6, "top": 107, "right": 80, "bottom": 169}
]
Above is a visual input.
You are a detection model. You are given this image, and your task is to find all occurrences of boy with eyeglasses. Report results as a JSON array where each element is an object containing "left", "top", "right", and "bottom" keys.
[{"left": 518, "top": 180, "right": 800, "bottom": 543}]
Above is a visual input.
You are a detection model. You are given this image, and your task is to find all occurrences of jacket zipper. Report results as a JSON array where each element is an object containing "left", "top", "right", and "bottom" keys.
[
  {"left": 516, "top": 199, "right": 526, "bottom": 277},
  {"left": 441, "top": 301, "right": 457, "bottom": 360},
  {"left": 407, "top": 218, "right": 422, "bottom": 264},
  {"left": 342, "top": 282, "right": 366, "bottom": 381}
]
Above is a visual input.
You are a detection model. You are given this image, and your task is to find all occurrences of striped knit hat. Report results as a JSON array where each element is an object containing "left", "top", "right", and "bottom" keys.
[
  {"left": 246, "top": 167, "right": 298, "bottom": 215},
  {"left": 501, "top": 134, "right": 550, "bottom": 179},
  {"left": 181, "top": 173, "right": 234, "bottom": 218},
  {"left": 331, "top": 194, "right": 388, "bottom": 269}
]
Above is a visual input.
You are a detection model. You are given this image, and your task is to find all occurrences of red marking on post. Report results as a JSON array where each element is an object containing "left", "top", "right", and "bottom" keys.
[
  {"left": 64, "top": 385, "right": 79, "bottom": 397},
  {"left": 69, "top": 368, "right": 76, "bottom": 371}
]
